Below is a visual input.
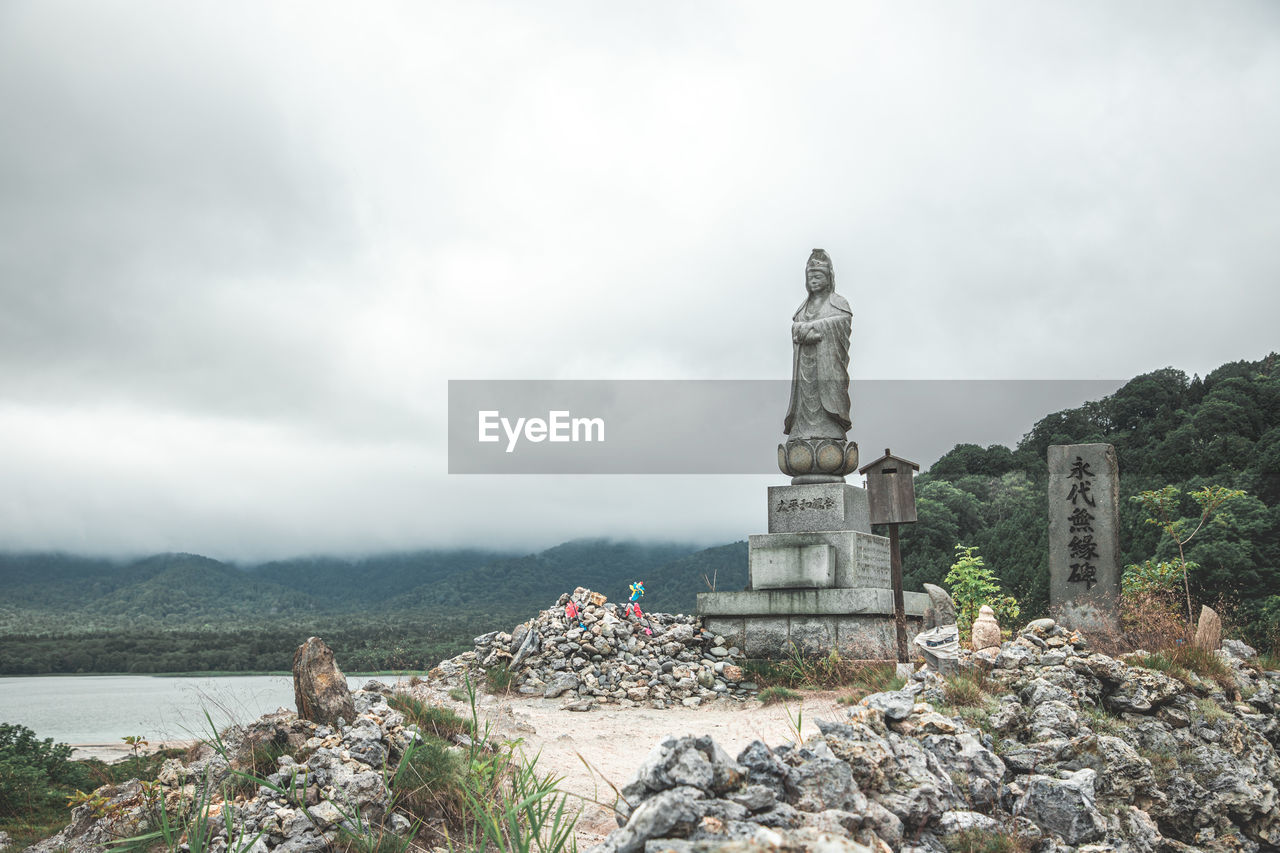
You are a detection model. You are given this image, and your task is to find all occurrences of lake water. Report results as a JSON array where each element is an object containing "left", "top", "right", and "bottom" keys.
[{"left": 0, "top": 674, "right": 391, "bottom": 751}]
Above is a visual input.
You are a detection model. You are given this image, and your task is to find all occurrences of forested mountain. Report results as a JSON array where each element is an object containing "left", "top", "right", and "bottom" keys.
[
  {"left": 0, "top": 540, "right": 720, "bottom": 673},
  {"left": 2, "top": 354, "right": 1276, "bottom": 672},
  {"left": 896, "top": 353, "right": 1280, "bottom": 645}
]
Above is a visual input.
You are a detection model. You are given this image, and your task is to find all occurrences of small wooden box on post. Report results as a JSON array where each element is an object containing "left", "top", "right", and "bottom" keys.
[{"left": 859, "top": 448, "right": 920, "bottom": 663}]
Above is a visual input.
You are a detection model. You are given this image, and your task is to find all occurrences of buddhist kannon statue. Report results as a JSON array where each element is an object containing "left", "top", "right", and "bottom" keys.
[{"left": 778, "top": 249, "right": 859, "bottom": 483}]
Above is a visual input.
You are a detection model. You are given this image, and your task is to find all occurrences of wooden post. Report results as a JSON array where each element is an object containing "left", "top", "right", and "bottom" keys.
[{"left": 889, "top": 523, "right": 907, "bottom": 663}]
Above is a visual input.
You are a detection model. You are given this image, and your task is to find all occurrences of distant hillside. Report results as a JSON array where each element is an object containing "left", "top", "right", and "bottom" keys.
[
  {"left": 0, "top": 539, "right": 727, "bottom": 636},
  {"left": 0, "top": 539, "right": 744, "bottom": 673}
]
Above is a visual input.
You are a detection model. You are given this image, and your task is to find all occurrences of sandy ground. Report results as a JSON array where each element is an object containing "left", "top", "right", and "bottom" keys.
[
  {"left": 73, "top": 688, "right": 854, "bottom": 847},
  {"left": 71, "top": 740, "right": 195, "bottom": 762},
  {"left": 445, "top": 689, "right": 852, "bottom": 846}
]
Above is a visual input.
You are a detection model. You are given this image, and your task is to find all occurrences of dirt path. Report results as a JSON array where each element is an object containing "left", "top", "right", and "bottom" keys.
[
  {"left": 432, "top": 689, "right": 852, "bottom": 846},
  {"left": 76, "top": 686, "right": 854, "bottom": 847}
]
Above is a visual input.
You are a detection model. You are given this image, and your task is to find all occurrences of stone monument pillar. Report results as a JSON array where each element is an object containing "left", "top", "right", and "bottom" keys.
[
  {"left": 698, "top": 250, "right": 926, "bottom": 658},
  {"left": 1047, "top": 443, "right": 1121, "bottom": 632}
]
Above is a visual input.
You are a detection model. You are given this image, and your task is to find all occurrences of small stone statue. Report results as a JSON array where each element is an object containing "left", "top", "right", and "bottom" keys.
[
  {"left": 778, "top": 249, "right": 859, "bottom": 483},
  {"left": 971, "top": 604, "right": 1002, "bottom": 652}
]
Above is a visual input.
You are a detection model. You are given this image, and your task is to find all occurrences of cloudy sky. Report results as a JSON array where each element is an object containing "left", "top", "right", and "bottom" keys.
[{"left": 1, "top": 2, "right": 1277, "bottom": 561}]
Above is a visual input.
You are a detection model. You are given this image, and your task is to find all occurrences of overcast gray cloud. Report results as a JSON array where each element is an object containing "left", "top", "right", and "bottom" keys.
[{"left": 1, "top": 1, "right": 1277, "bottom": 559}]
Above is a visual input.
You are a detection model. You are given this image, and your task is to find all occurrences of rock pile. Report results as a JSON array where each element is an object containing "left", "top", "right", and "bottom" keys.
[
  {"left": 431, "top": 588, "right": 757, "bottom": 708},
  {"left": 590, "top": 620, "right": 1280, "bottom": 853},
  {"left": 28, "top": 683, "right": 417, "bottom": 853},
  {"left": 22, "top": 614, "right": 1280, "bottom": 853}
]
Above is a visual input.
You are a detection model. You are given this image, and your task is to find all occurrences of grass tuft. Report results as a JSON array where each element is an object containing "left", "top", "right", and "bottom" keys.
[
  {"left": 743, "top": 645, "right": 904, "bottom": 693},
  {"left": 387, "top": 694, "right": 469, "bottom": 740},
  {"left": 1131, "top": 644, "right": 1237, "bottom": 695},
  {"left": 758, "top": 686, "right": 801, "bottom": 705},
  {"left": 483, "top": 665, "right": 517, "bottom": 695},
  {"left": 942, "top": 826, "right": 1034, "bottom": 853},
  {"left": 941, "top": 670, "right": 987, "bottom": 708}
]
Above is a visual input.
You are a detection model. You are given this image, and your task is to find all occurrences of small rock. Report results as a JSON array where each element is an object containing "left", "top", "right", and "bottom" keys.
[
  {"left": 1222, "top": 638, "right": 1257, "bottom": 660},
  {"left": 1023, "top": 618, "right": 1056, "bottom": 635}
]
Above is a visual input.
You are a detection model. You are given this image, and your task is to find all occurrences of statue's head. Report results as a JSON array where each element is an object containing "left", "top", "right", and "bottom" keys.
[{"left": 805, "top": 248, "right": 833, "bottom": 293}]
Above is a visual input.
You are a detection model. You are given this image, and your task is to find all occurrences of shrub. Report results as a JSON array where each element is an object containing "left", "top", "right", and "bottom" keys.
[
  {"left": 945, "top": 546, "right": 1020, "bottom": 636},
  {"left": 0, "top": 723, "right": 93, "bottom": 819},
  {"left": 1128, "top": 484, "right": 1246, "bottom": 626},
  {"left": 393, "top": 734, "right": 466, "bottom": 822}
]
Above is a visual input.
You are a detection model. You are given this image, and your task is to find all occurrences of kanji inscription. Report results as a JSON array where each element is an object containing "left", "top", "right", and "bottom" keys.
[{"left": 1048, "top": 444, "right": 1120, "bottom": 631}]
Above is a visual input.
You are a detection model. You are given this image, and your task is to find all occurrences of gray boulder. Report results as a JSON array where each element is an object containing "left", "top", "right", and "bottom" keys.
[
  {"left": 1014, "top": 769, "right": 1106, "bottom": 845},
  {"left": 292, "top": 636, "right": 355, "bottom": 727},
  {"left": 862, "top": 689, "right": 915, "bottom": 722}
]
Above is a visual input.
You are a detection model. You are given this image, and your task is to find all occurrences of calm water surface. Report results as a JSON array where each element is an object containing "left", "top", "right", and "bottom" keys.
[{"left": 0, "top": 674, "right": 386, "bottom": 746}]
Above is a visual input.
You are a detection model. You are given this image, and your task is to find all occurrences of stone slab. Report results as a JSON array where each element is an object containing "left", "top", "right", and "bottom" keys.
[
  {"left": 698, "top": 587, "right": 928, "bottom": 617},
  {"left": 749, "top": 530, "right": 890, "bottom": 589},
  {"left": 1048, "top": 443, "right": 1121, "bottom": 632},
  {"left": 702, "top": 613, "right": 924, "bottom": 660},
  {"left": 750, "top": 542, "right": 835, "bottom": 589},
  {"left": 767, "top": 483, "right": 871, "bottom": 534}
]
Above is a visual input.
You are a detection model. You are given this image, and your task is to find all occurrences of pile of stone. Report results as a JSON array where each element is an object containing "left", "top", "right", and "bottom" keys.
[
  {"left": 27, "top": 682, "right": 417, "bottom": 853},
  {"left": 589, "top": 620, "right": 1280, "bottom": 853},
  {"left": 431, "top": 587, "right": 757, "bottom": 708}
]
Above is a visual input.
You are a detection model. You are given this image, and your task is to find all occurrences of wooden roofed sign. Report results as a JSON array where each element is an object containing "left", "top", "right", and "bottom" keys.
[{"left": 859, "top": 448, "right": 921, "bottom": 525}]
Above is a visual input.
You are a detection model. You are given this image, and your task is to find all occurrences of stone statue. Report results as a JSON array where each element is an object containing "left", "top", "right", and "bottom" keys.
[
  {"left": 971, "top": 604, "right": 1002, "bottom": 652},
  {"left": 778, "top": 249, "right": 859, "bottom": 483}
]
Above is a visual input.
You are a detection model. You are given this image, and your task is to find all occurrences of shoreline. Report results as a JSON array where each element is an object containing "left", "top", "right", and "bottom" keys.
[{"left": 71, "top": 739, "right": 199, "bottom": 762}]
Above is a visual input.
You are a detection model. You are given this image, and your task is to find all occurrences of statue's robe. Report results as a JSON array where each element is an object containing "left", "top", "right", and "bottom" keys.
[{"left": 784, "top": 292, "right": 852, "bottom": 439}]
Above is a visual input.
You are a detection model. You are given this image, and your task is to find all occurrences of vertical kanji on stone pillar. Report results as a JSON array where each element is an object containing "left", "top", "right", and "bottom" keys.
[{"left": 1048, "top": 444, "right": 1121, "bottom": 632}]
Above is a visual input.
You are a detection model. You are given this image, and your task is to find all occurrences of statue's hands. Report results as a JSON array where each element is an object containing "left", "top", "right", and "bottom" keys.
[{"left": 793, "top": 322, "right": 824, "bottom": 344}]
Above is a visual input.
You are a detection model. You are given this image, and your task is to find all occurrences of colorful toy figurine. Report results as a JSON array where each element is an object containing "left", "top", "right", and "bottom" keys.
[{"left": 625, "top": 581, "right": 653, "bottom": 635}]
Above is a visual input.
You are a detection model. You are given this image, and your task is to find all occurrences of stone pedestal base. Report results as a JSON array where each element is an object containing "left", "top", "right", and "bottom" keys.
[
  {"left": 698, "top": 588, "right": 928, "bottom": 659},
  {"left": 767, "top": 484, "right": 870, "bottom": 534},
  {"left": 749, "top": 530, "right": 890, "bottom": 590}
]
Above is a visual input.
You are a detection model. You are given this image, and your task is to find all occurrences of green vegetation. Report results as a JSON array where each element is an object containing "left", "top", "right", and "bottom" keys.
[
  {"left": 484, "top": 665, "right": 518, "bottom": 695},
  {"left": 1129, "top": 644, "right": 1237, "bottom": 694},
  {"left": 0, "top": 540, "right": 745, "bottom": 674},
  {"left": 1080, "top": 705, "right": 1123, "bottom": 737},
  {"left": 897, "top": 354, "right": 1280, "bottom": 651},
  {"left": 387, "top": 694, "right": 469, "bottom": 739},
  {"left": 944, "top": 545, "right": 1020, "bottom": 636},
  {"left": 757, "top": 686, "right": 802, "bottom": 704},
  {"left": 940, "top": 669, "right": 988, "bottom": 708},
  {"left": 0, "top": 724, "right": 94, "bottom": 845},
  {"left": 942, "top": 826, "right": 1034, "bottom": 853},
  {"left": 1127, "top": 484, "right": 1246, "bottom": 625}
]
